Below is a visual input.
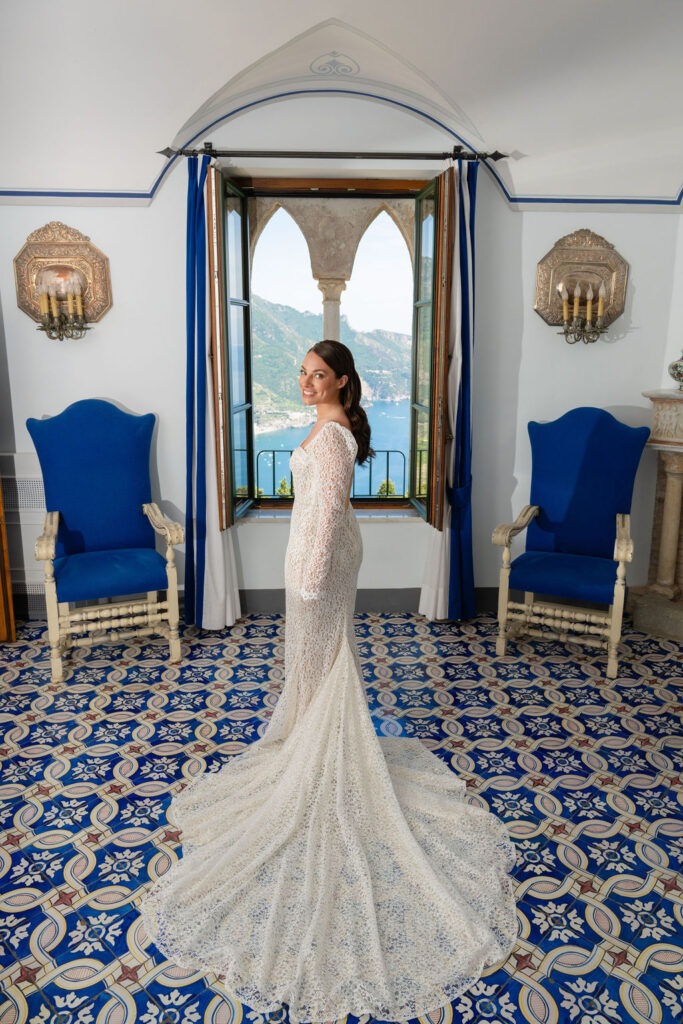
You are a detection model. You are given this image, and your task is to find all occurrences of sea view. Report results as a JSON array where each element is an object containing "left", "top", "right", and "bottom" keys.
[{"left": 255, "top": 398, "right": 410, "bottom": 497}]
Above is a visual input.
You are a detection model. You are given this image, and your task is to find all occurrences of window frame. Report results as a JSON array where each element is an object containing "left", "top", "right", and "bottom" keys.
[
  {"left": 429, "top": 167, "right": 455, "bottom": 532},
  {"left": 207, "top": 168, "right": 255, "bottom": 526},
  {"left": 224, "top": 180, "right": 255, "bottom": 520},
  {"left": 209, "top": 172, "right": 450, "bottom": 526},
  {"left": 409, "top": 179, "right": 437, "bottom": 520}
]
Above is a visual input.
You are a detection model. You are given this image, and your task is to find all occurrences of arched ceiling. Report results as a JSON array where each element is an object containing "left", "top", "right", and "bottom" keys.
[{"left": 3, "top": 1, "right": 683, "bottom": 205}]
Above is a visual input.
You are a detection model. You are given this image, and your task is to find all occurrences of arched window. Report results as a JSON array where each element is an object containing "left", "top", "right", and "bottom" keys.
[
  {"left": 343, "top": 210, "right": 412, "bottom": 336},
  {"left": 342, "top": 211, "right": 412, "bottom": 498},
  {"left": 210, "top": 174, "right": 446, "bottom": 524},
  {"left": 250, "top": 209, "right": 319, "bottom": 497}
]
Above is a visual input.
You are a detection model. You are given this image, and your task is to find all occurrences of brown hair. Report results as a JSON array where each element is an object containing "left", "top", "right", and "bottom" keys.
[{"left": 311, "top": 340, "right": 374, "bottom": 465}]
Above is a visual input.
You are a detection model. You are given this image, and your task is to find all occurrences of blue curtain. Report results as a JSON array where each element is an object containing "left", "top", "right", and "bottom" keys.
[
  {"left": 185, "top": 154, "right": 211, "bottom": 625},
  {"left": 447, "top": 161, "right": 478, "bottom": 620}
]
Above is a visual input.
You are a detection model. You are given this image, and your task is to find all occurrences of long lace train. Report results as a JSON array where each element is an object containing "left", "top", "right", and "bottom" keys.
[{"left": 141, "top": 422, "right": 516, "bottom": 1021}]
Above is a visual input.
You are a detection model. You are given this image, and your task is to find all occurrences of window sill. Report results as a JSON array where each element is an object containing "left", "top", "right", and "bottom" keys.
[
  {"left": 241, "top": 505, "right": 422, "bottom": 522},
  {"left": 355, "top": 507, "right": 421, "bottom": 520}
]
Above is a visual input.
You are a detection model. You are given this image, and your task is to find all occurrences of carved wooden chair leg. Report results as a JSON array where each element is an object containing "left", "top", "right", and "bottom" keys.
[
  {"left": 606, "top": 560, "right": 627, "bottom": 679},
  {"left": 44, "top": 575, "right": 63, "bottom": 683},
  {"left": 496, "top": 550, "right": 511, "bottom": 657},
  {"left": 166, "top": 548, "right": 181, "bottom": 664},
  {"left": 169, "top": 619, "right": 181, "bottom": 663},
  {"left": 606, "top": 603, "right": 622, "bottom": 679}
]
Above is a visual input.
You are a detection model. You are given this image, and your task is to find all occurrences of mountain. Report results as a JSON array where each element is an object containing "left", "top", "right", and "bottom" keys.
[{"left": 251, "top": 294, "right": 412, "bottom": 428}]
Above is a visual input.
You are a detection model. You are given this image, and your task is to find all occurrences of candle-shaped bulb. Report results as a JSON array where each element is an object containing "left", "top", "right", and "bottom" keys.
[
  {"left": 598, "top": 281, "right": 606, "bottom": 318},
  {"left": 48, "top": 285, "right": 58, "bottom": 320},
  {"left": 573, "top": 282, "right": 581, "bottom": 319},
  {"left": 559, "top": 282, "right": 569, "bottom": 323},
  {"left": 74, "top": 281, "right": 83, "bottom": 319},
  {"left": 66, "top": 286, "right": 74, "bottom": 316},
  {"left": 37, "top": 282, "right": 49, "bottom": 316},
  {"left": 585, "top": 284, "right": 594, "bottom": 324}
]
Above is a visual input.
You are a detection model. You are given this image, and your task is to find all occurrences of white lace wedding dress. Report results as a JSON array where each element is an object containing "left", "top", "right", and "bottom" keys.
[{"left": 141, "top": 422, "right": 516, "bottom": 1022}]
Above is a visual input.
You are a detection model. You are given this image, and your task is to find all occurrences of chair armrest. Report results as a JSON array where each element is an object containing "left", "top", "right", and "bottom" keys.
[
  {"left": 35, "top": 511, "right": 59, "bottom": 561},
  {"left": 143, "top": 502, "right": 184, "bottom": 546},
  {"left": 492, "top": 505, "right": 539, "bottom": 547},
  {"left": 614, "top": 513, "right": 634, "bottom": 563}
]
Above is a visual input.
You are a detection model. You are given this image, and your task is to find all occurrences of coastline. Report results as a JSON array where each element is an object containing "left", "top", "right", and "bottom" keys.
[
  {"left": 253, "top": 394, "right": 409, "bottom": 436},
  {"left": 254, "top": 411, "right": 315, "bottom": 436}
]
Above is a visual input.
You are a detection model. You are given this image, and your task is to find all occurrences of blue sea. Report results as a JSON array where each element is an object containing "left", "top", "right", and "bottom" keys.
[{"left": 255, "top": 398, "right": 410, "bottom": 497}]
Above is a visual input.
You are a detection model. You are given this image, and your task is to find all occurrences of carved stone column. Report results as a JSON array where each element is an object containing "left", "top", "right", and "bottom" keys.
[
  {"left": 650, "top": 449, "right": 683, "bottom": 598},
  {"left": 248, "top": 197, "right": 415, "bottom": 341},
  {"left": 631, "top": 390, "right": 683, "bottom": 639},
  {"left": 317, "top": 277, "right": 346, "bottom": 341}
]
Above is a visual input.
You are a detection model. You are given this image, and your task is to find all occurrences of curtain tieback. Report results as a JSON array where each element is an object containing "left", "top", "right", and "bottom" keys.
[{"left": 448, "top": 477, "right": 472, "bottom": 510}]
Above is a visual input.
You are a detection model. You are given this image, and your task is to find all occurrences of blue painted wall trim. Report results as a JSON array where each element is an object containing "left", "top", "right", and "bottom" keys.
[{"left": 2, "top": 88, "right": 682, "bottom": 208}]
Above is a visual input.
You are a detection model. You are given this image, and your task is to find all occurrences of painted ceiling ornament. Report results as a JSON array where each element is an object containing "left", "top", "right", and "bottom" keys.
[{"left": 310, "top": 51, "right": 360, "bottom": 76}]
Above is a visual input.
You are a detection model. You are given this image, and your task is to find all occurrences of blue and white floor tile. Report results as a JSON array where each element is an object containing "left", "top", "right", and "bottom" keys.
[{"left": 1, "top": 612, "right": 682, "bottom": 1023}]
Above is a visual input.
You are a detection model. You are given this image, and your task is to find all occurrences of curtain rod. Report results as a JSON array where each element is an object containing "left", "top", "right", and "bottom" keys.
[{"left": 159, "top": 142, "right": 507, "bottom": 162}]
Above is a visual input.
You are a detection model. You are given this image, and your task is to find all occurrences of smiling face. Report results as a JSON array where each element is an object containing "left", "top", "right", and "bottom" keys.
[{"left": 299, "top": 350, "right": 347, "bottom": 409}]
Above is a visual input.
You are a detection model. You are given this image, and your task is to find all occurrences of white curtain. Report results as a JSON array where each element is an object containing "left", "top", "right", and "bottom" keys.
[
  {"left": 200, "top": 379, "right": 241, "bottom": 629},
  {"left": 418, "top": 245, "right": 461, "bottom": 618}
]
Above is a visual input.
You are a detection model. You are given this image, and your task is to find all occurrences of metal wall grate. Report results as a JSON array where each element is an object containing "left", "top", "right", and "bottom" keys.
[
  {"left": 2, "top": 477, "right": 45, "bottom": 512},
  {"left": 11, "top": 582, "right": 46, "bottom": 621}
]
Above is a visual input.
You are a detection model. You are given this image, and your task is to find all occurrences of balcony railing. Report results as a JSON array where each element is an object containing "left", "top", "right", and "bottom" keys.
[{"left": 255, "top": 449, "right": 407, "bottom": 499}]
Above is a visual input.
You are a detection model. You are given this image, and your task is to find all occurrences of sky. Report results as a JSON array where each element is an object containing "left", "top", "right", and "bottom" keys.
[{"left": 250, "top": 208, "right": 413, "bottom": 336}]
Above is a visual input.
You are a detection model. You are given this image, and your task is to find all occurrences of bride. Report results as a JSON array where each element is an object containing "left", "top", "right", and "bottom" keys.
[{"left": 141, "top": 340, "right": 516, "bottom": 1023}]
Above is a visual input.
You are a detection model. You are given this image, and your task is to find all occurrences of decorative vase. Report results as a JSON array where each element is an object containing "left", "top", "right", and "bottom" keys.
[{"left": 668, "top": 351, "right": 683, "bottom": 390}]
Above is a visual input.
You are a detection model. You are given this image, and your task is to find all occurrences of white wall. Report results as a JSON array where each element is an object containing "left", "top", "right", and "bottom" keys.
[
  {"left": 234, "top": 515, "right": 432, "bottom": 594},
  {"left": 0, "top": 171, "right": 188, "bottom": 594},
  {"left": 0, "top": 162, "right": 677, "bottom": 598},
  {"left": 0, "top": 165, "right": 433, "bottom": 596},
  {"left": 1, "top": 169, "right": 188, "bottom": 513},
  {"left": 662, "top": 213, "right": 683, "bottom": 385},
  {"left": 473, "top": 170, "right": 675, "bottom": 586}
]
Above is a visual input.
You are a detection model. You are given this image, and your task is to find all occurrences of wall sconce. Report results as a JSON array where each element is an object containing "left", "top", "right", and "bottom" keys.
[
  {"left": 36, "top": 266, "right": 88, "bottom": 340},
  {"left": 14, "top": 221, "right": 112, "bottom": 341},
  {"left": 534, "top": 229, "right": 628, "bottom": 345}
]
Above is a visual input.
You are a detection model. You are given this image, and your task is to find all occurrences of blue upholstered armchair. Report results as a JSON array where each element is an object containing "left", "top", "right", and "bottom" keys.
[
  {"left": 27, "top": 400, "right": 184, "bottom": 682},
  {"left": 492, "top": 407, "right": 650, "bottom": 679}
]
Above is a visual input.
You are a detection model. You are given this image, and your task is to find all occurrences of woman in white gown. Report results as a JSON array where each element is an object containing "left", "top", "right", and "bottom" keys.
[{"left": 141, "top": 341, "right": 516, "bottom": 1023}]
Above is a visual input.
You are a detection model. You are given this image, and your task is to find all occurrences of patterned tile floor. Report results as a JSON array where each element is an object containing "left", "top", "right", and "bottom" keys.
[{"left": 1, "top": 613, "right": 682, "bottom": 1024}]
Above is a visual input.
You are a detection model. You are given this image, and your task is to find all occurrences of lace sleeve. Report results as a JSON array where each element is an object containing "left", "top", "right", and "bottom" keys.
[{"left": 301, "top": 423, "right": 356, "bottom": 601}]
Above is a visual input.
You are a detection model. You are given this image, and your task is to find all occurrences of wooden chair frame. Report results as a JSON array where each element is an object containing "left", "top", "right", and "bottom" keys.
[
  {"left": 493, "top": 505, "right": 634, "bottom": 679},
  {"left": 35, "top": 502, "right": 183, "bottom": 683}
]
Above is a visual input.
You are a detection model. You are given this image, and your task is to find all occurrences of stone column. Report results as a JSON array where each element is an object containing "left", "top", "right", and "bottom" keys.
[
  {"left": 650, "top": 449, "right": 683, "bottom": 598},
  {"left": 631, "top": 390, "right": 683, "bottom": 639},
  {"left": 248, "top": 197, "right": 415, "bottom": 344},
  {"left": 317, "top": 278, "right": 346, "bottom": 341}
]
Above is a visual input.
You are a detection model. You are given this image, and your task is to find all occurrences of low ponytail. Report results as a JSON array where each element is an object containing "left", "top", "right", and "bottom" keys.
[{"left": 311, "top": 340, "right": 374, "bottom": 465}]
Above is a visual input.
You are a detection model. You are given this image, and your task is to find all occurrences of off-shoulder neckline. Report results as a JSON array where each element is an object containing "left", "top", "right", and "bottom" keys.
[{"left": 299, "top": 421, "right": 356, "bottom": 453}]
